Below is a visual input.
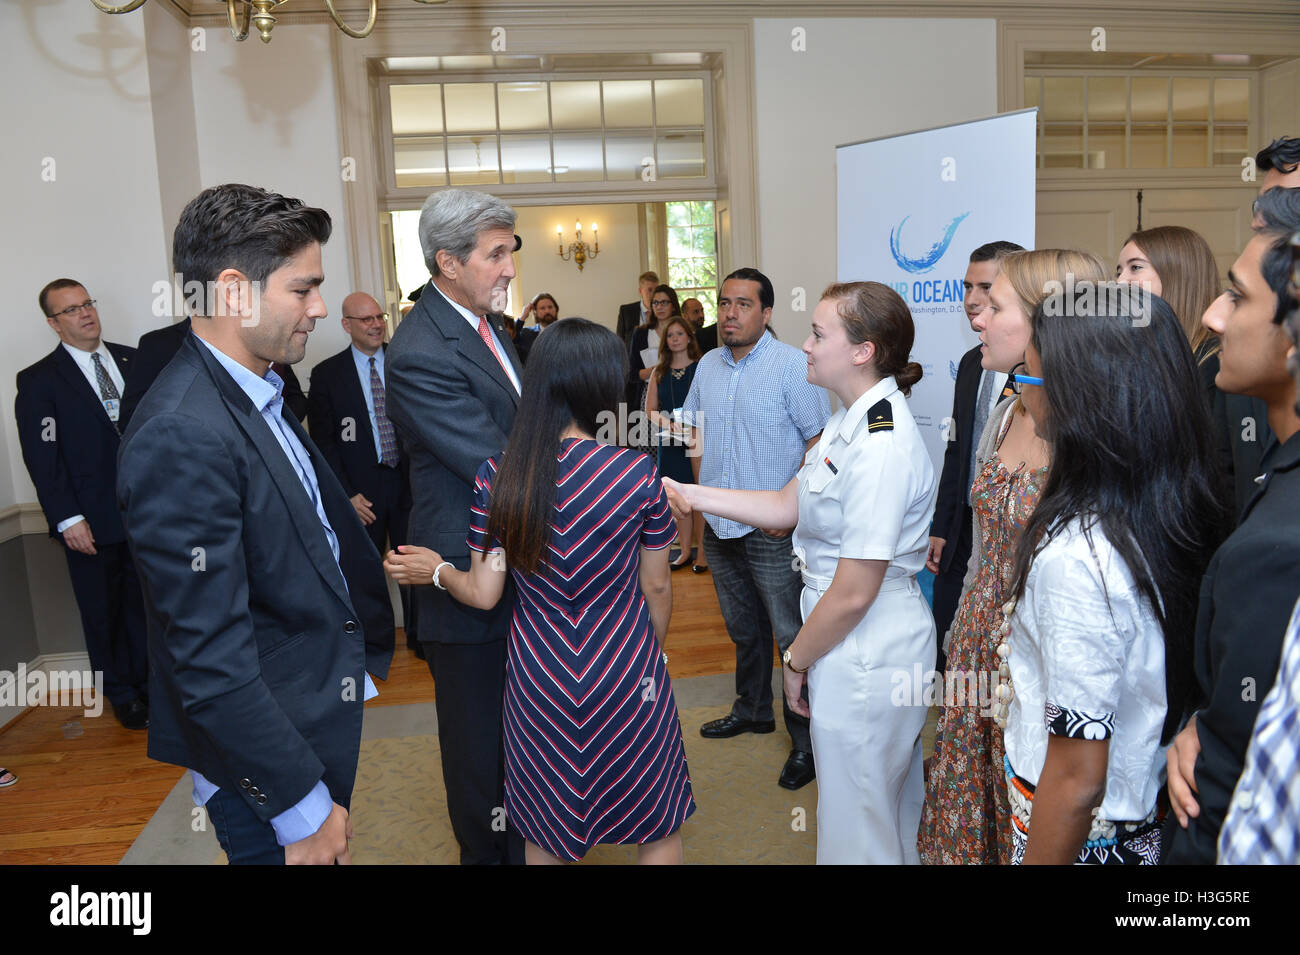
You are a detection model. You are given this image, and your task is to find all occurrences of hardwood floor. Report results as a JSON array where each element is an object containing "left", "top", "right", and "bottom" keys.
[{"left": 0, "top": 565, "right": 734, "bottom": 865}]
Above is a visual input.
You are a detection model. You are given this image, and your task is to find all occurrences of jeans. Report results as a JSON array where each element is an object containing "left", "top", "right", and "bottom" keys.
[
  {"left": 703, "top": 524, "right": 812, "bottom": 753},
  {"left": 206, "top": 786, "right": 285, "bottom": 865}
]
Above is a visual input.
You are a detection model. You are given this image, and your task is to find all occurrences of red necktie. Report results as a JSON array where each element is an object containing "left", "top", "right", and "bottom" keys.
[{"left": 477, "top": 315, "right": 513, "bottom": 384}]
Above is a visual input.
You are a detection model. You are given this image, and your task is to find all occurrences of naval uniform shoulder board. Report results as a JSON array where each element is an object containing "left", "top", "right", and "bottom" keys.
[{"left": 866, "top": 398, "right": 894, "bottom": 433}]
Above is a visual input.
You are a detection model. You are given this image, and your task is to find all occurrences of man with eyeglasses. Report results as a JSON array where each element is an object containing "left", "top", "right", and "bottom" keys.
[
  {"left": 307, "top": 292, "right": 412, "bottom": 658},
  {"left": 15, "top": 280, "right": 150, "bottom": 729}
]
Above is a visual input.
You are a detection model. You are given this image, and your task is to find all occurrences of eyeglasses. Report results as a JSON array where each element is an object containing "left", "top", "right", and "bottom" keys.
[
  {"left": 52, "top": 300, "right": 97, "bottom": 318},
  {"left": 346, "top": 314, "right": 387, "bottom": 325},
  {"left": 1007, "top": 361, "right": 1043, "bottom": 394},
  {"left": 651, "top": 299, "right": 674, "bottom": 307}
]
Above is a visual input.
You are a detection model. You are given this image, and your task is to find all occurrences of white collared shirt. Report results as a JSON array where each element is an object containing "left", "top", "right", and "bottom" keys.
[
  {"left": 429, "top": 281, "right": 521, "bottom": 393},
  {"left": 792, "top": 376, "right": 937, "bottom": 584}
]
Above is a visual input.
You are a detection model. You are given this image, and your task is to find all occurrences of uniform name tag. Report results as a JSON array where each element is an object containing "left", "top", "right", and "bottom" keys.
[
  {"left": 103, "top": 398, "right": 120, "bottom": 421},
  {"left": 823, "top": 457, "right": 838, "bottom": 474}
]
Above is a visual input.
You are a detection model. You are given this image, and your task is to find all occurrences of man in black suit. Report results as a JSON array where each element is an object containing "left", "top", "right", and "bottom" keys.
[
  {"left": 513, "top": 291, "right": 557, "bottom": 366},
  {"left": 16, "top": 280, "right": 149, "bottom": 730},
  {"left": 616, "top": 270, "right": 658, "bottom": 347},
  {"left": 385, "top": 188, "right": 525, "bottom": 865},
  {"left": 682, "top": 296, "right": 717, "bottom": 352},
  {"left": 925, "top": 241, "right": 1024, "bottom": 669},
  {"left": 1163, "top": 187, "right": 1300, "bottom": 864},
  {"left": 118, "top": 183, "right": 393, "bottom": 864},
  {"left": 120, "top": 316, "right": 308, "bottom": 430},
  {"left": 307, "top": 291, "right": 413, "bottom": 656}
]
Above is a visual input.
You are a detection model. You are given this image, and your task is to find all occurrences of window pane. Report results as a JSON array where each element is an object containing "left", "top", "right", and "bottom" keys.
[
  {"left": 692, "top": 226, "right": 716, "bottom": 257},
  {"left": 1131, "top": 125, "right": 1168, "bottom": 168},
  {"left": 689, "top": 200, "right": 713, "bottom": 225},
  {"left": 1088, "top": 123, "right": 1125, "bottom": 169},
  {"left": 550, "top": 131, "right": 604, "bottom": 181},
  {"left": 550, "top": 81, "right": 602, "bottom": 129},
  {"left": 394, "top": 136, "right": 446, "bottom": 188},
  {"left": 1131, "top": 77, "right": 1169, "bottom": 123},
  {"left": 655, "top": 78, "right": 705, "bottom": 126},
  {"left": 1042, "top": 125, "right": 1082, "bottom": 168},
  {"left": 667, "top": 226, "right": 692, "bottom": 258},
  {"left": 1023, "top": 77, "right": 1040, "bottom": 109},
  {"left": 390, "top": 84, "right": 442, "bottom": 135},
  {"left": 443, "top": 83, "right": 496, "bottom": 133},
  {"left": 1042, "top": 77, "right": 1083, "bottom": 122},
  {"left": 1172, "top": 126, "right": 1209, "bottom": 168},
  {"left": 602, "top": 80, "right": 653, "bottom": 127},
  {"left": 1087, "top": 77, "right": 1126, "bottom": 122},
  {"left": 1172, "top": 78, "right": 1210, "bottom": 122},
  {"left": 500, "top": 134, "right": 552, "bottom": 183},
  {"left": 1214, "top": 125, "right": 1249, "bottom": 166},
  {"left": 603, "top": 129, "right": 653, "bottom": 181},
  {"left": 1215, "top": 78, "right": 1249, "bottom": 123},
  {"left": 656, "top": 130, "right": 705, "bottom": 178},
  {"left": 666, "top": 203, "right": 692, "bottom": 227},
  {"left": 498, "top": 82, "right": 548, "bottom": 131},
  {"left": 447, "top": 135, "right": 499, "bottom": 185}
]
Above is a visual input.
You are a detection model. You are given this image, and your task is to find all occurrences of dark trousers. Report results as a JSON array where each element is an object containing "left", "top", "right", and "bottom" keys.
[
  {"left": 205, "top": 786, "right": 285, "bottom": 865},
  {"left": 63, "top": 541, "right": 148, "bottom": 706},
  {"left": 703, "top": 524, "right": 812, "bottom": 753},
  {"left": 930, "top": 507, "right": 974, "bottom": 673},
  {"left": 359, "top": 463, "right": 418, "bottom": 648},
  {"left": 419, "top": 579, "right": 524, "bottom": 865}
]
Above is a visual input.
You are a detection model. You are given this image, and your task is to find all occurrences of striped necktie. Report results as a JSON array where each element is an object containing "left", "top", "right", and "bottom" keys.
[
  {"left": 91, "top": 352, "right": 121, "bottom": 434},
  {"left": 369, "top": 356, "right": 399, "bottom": 467}
]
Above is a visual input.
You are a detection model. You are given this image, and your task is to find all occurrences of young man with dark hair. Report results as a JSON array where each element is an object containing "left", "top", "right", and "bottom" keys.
[
  {"left": 1257, "top": 136, "right": 1300, "bottom": 193},
  {"left": 681, "top": 266, "right": 831, "bottom": 790},
  {"left": 1164, "top": 187, "right": 1300, "bottom": 865},
  {"left": 16, "top": 280, "right": 149, "bottom": 729},
  {"left": 118, "top": 183, "right": 394, "bottom": 864},
  {"left": 925, "top": 240, "right": 1024, "bottom": 668}
]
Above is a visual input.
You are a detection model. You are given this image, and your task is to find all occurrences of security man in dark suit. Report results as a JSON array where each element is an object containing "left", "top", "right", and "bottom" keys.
[
  {"left": 119, "top": 183, "right": 393, "bottom": 864},
  {"left": 1163, "top": 187, "right": 1300, "bottom": 864},
  {"left": 926, "top": 241, "right": 1023, "bottom": 668},
  {"left": 120, "top": 316, "right": 308, "bottom": 431},
  {"left": 386, "top": 188, "right": 526, "bottom": 865},
  {"left": 682, "top": 297, "right": 717, "bottom": 352},
  {"left": 16, "top": 280, "right": 149, "bottom": 729},
  {"left": 308, "top": 291, "right": 413, "bottom": 656}
]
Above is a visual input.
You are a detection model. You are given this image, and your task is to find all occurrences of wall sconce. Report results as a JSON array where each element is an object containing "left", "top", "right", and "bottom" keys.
[{"left": 557, "top": 221, "right": 599, "bottom": 271}]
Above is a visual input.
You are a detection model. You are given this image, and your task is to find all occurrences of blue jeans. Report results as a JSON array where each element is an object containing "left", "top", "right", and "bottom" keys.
[
  {"left": 206, "top": 786, "right": 285, "bottom": 865},
  {"left": 703, "top": 524, "right": 812, "bottom": 753}
]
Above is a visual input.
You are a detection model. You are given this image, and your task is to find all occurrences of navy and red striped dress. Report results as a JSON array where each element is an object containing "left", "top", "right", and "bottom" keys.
[{"left": 468, "top": 438, "right": 696, "bottom": 861}]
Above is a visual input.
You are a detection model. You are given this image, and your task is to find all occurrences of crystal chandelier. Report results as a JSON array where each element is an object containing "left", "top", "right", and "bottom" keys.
[{"left": 90, "top": 0, "right": 451, "bottom": 44}]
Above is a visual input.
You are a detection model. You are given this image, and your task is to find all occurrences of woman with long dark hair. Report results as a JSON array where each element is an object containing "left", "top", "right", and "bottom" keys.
[
  {"left": 629, "top": 284, "right": 681, "bottom": 411},
  {"left": 645, "top": 314, "right": 703, "bottom": 569},
  {"left": 385, "top": 318, "right": 696, "bottom": 864},
  {"left": 999, "top": 285, "right": 1229, "bottom": 864}
]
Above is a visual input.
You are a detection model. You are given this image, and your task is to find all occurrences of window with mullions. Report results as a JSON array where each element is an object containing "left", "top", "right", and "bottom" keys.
[
  {"left": 1024, "top": 74, "right": 1250, "bottom": 169},
  {"left": 388, "top": 77, "right": 708, "bottom": 189},
  {"left": 666, "top": 200, "right": 717, "bottom": 319}
]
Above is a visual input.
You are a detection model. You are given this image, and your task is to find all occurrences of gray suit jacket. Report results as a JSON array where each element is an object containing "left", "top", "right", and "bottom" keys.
[{"left": 385, "top": 281, "right": 522, "bottom": 632}]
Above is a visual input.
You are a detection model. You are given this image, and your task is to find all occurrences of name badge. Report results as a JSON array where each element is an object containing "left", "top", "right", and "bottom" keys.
[{"left": 103, "top": 398, "right": 120, "bottom": 421}]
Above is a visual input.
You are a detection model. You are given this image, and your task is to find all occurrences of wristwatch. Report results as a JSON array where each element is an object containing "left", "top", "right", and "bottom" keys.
[{"left": 782, "top": 649, "right": 809, "bottom": 673}]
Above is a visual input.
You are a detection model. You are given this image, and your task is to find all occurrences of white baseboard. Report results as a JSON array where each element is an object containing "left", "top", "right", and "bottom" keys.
[{"left": 0, "top": 651, "right": 96, "bottom": 730}]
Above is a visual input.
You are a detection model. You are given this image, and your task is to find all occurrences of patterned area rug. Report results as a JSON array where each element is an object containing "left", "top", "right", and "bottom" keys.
[{"left": 122, "top": 672, "right": 936, "bottom": 865}]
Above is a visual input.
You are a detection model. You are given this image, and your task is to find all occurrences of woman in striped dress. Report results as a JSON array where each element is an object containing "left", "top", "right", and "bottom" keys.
[{"left": 385, "top": 318, "right": 696, "bottom": 864}]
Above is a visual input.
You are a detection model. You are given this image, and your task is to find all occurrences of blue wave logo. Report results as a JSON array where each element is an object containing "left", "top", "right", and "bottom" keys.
[
  {"left": 949, "top": 360, "right": 959, "bottom": 381},
  {"left": 889, "top": 211, "right": 971, "bottom": 274}
]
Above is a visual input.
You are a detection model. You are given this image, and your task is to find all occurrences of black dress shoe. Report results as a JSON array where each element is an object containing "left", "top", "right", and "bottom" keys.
[
  {"left": 113, "top": 700, "right": 149, "bottom": 731},
  {"left": 778, "top": 749, "right": 816, "bottom": 790},
  {"left": 700, "top": 714, "right": 776, "bottom": 738}
]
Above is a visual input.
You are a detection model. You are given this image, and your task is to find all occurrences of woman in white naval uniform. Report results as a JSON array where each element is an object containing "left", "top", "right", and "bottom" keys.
[{"left": 664, "top": 282, "right": 936, "bottom": 863}]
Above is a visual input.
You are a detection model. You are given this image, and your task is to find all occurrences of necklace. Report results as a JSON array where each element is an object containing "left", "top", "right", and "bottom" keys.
[{"left": 671, "top": 367, "right": 687, "bottom": 379}]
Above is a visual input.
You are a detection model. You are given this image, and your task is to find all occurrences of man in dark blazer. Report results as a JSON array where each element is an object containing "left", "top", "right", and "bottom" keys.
[
  {"left": 120, "top": 316, "right": 308, "bottom": 430},
  {"left": 307, "top": 291, "right": 413, "bottom": 656},
  {"left": 1163, "top": 188, "right": 1300, "bottom": 864},
  {"left": 513, "top": 291, "right": 557, "bottom": 366},
  {"left": 118, "top": 183, "right": 393, "bottom": 864},
  {"left": 925, "top": 241, "right": 1023, "bottom": 668},
  {"left": 16, "top": 279, "right": 150, "bottom": 729},
  {"left": 386, "top": 188, "right": 525, "bottom": 865},
  {"left": 682, "top": 297, "right": 717, "bottom": 352},
  {"left": 616, "top": 270, "right": 658, "bottom": 347}
]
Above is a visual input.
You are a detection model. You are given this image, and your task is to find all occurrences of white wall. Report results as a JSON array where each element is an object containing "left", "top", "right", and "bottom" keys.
[
  {"left": 752, "top": 17, "right": 997, "bottom": 343},
  {"left": 512, "top": 203, "right": 644, "bottom": 330},
  {"left": 0, "top": 0, "right": 172, "bottom": 506},
  {"left": 188, "top": 24, "right": 354, "bottom": 374}
]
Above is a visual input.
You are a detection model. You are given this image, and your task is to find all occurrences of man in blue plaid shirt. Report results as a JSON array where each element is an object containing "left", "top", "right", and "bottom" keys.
[{"left": 681, "top": 267, "right": 831, "bottom": 791}]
